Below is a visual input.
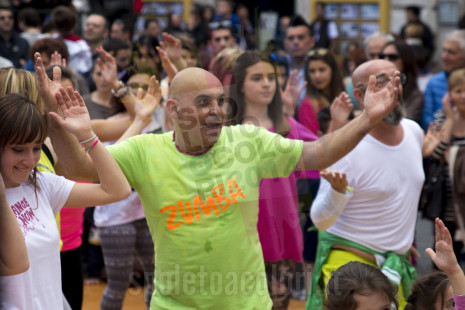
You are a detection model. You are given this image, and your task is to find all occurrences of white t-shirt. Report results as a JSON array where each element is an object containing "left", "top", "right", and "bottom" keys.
[
  {"left": 313, "top": 20, "right": 339, "bottom": 41},
  {"left": 312, "top": 119, "right": 425, "bottom": 254},
  {"left": 93, "top": 141, "right": 146, "bottom": 227},
  {"left": 94, "top": 190, "right": 145, "bottom": 227},
  {"left": 0, "top": 172, "right": 74, "bottom": 310}
]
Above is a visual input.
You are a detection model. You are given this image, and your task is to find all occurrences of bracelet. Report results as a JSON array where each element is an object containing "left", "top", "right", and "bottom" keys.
[
  {"left": 84, "top": 139, "right": 99, "bottom": 153},
  {"left": 79, "top": 133, "right": 97, "bottom": 144},
  {"left": 111, "top": 81, "right": 129, "bottom": 98}
]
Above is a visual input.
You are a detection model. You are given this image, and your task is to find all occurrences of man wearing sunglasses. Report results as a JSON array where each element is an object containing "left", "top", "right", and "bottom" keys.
[
  {"left": 363, "top": 31, "right": 394, "bottom": 60},
  {"left": 308, "top": 59, "right": 435, "bottom": 309},
  {"left": 208, "top": 20, "right": 237, "bottom": 55},
  {"left": 422, "top": 30, "right": 465, "bottom": 130},
  {"left": 0, "top": 6, "right": 29, "bottom": 68},
  {"left": 310, "top": 2, "right": 339, "bottom": 53}
]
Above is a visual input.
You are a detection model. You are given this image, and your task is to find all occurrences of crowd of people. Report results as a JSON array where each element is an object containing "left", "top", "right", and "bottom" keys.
[{"left": 2, "top": 0, "right": 465, "bottom": 310}]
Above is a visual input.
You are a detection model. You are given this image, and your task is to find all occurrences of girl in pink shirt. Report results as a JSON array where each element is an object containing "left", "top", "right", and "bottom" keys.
[{"left": 230, "top": 50, "right": 318, "bottom": 309}]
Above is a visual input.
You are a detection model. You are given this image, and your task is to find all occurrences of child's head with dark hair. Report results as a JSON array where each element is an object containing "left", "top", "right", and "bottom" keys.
[
  {"left": 29, "top": 38, "right": 69, "bottom": 67},
  {"left": 405, "top": 271, "right": 453, "bottom": 310},
  {"left": 18, "top": 7, "right": 41, "bottom": 29},
  {"left": 326, "top": 261, "right": 398, "bottom": 310},
  {"left": 288, "top": 15, "right": 313, "bottom": 37},
  {"left": 51, "top": 5, "right": 77, "bottom": 35}
]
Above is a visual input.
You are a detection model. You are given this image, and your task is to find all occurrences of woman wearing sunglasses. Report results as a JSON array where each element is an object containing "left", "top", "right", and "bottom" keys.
[{"left": 380, "top": 40, "right": 424, "bottom": 125}]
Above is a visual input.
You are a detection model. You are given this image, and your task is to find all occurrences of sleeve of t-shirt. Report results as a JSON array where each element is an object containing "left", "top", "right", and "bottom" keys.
[
  {"left": 38, "top": 172, "right": 75, "bottom": 215},
  {"left": 310, "top": 156, "right": 354, "bottom": 230},
  {"left": 250, "top": 125, "right": 303, "bottom": 179},
  {"left": 454, "top": 293, "right": 465, "bottom": 309},
  {"left": 107, "top": 134, "right": 147, "bottom": 190}
]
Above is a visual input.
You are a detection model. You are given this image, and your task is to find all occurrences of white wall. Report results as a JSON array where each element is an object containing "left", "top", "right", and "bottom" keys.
[{"left": 295, "top": 0, "right": 311, "bottom": 22}]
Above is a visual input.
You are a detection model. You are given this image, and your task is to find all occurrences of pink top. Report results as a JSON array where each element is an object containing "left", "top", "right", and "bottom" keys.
[
  {"left": 60, "top": 207, "right": 85, "bottom": 251},
  {"left": 257, "top": 117, "right": 319, "bottom": 262},
  {"left": 60, "top": 180, "right": 89, "bottom": 252},
  {"left": 455, "top": 293, "right": 465, "bottom": 309},
  {"left": 296, "top": 97, "right": 321, "bottom": 136}
]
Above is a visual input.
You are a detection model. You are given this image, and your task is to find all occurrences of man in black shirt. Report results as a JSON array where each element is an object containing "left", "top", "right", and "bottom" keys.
[
  {"left": 310, "top": 2, "right": 338, "bottom": 53},
  {"left": 0, "top": 6, "right": 29, "bottom": 68},
  {"left": 400, "top": 5, "right": 435, "bottom": 64}
]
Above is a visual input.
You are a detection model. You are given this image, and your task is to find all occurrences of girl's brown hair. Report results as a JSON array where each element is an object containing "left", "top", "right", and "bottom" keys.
[
  {"left": 230, "top": 50, "right": 290, "bottom": 136},
  {"left": 0, "top": 94, "right": 47, "bottom": 188},
  {"left": 325, "top": 261, "right": 398, "bottom": 310},
  {"left": 405, "top": 271, "right": 450, "bottom": 310}
]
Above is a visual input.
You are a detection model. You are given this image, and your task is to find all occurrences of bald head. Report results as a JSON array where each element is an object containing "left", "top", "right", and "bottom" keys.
[
  {"left": 169, "top": 67, "right": 223, "bottom": 99},
  {"left": 352, "top": 59, "right": 404, "bottom": 125},
  {"left": 167, "top": 67, "right": 227, "bottom": 152},
  {"left": 352, "top": 59, "right": 397, "bottom": 90}
]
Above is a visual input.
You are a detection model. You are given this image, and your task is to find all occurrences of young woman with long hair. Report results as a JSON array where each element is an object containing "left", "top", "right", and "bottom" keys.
[
  {"left": 230, "top": 50, "right": 319, "bottom": 309},
  {"left": 297, "top": 48, "right": 345, "bottom": 135}
]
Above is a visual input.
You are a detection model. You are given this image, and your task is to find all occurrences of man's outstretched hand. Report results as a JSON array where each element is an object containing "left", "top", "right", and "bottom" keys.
[{"left": 362, "top": 72, "right": 399, "bottom": 128}]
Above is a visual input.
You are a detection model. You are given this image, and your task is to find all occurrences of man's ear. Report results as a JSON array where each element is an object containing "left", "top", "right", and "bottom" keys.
[
  {"left": 353, "top": 88, "right": 365, "bottom": 109},
  {"left": 166, "top": 98, "right": 179, "bottom": 119}
]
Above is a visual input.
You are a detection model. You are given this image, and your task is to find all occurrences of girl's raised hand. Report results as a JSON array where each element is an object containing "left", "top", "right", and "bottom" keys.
[
  {"left": 442, "top": 92, "right": 455, "bottom": 120},
  {"left": 426, "top": 218, "right": 460, "bottom": 275},
  {"left": 49, "top": 87, "right": 93, "bottom": 141},
  {"left": 330, "top": 92, "right": 353, "bottom": 124},
  {"left": 157, "top": 46, "right": 178, "bottom": 82},
  {"left": 281, "top": 70, "right": 306, "bottom": 116},
  {"left": 422, "top": 122, "right": 444, "bottom": 157},
  {"left": 34, "top": 52, "right": 63, "bottom": 113},
  {"left": 96, "top": 46, "right": 119, "bottom": 89},
  {"left": 134, "top": 76, "right": 162, "bottom": 124}
]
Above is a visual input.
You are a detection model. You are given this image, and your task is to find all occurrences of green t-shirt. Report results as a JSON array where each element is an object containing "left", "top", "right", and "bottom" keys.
[{"left": 108, "top": 124, "right": 303, "bottom": 309}]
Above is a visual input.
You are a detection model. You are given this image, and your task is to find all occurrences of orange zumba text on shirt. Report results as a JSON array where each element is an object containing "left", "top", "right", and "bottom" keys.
[{"left": 160, "top": 179, "right": 246, "bottom": 230}]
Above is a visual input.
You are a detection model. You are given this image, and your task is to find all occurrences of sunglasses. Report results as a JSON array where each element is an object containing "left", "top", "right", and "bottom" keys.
[
  {"left": 379, "top": 53, "right": 400, "bottom": 61},
  {"left": 128, "top": 82, "right": 149, "bottom": 91},
  {"left": 209, "top": 20, "right": 232, "bottom": 31},
  {"left": 270, "top": 54, "right": 288, "bottom": 65},
  {"left": 307, "top": 48, "right": 329, "bottom": 57}
]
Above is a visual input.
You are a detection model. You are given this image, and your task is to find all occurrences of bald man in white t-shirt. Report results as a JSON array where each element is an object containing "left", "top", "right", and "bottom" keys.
[{"left": 308, "top": 59, "right": 429, "bottom": 309}]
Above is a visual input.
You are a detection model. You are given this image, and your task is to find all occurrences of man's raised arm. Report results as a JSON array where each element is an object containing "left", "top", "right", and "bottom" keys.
[{"left": 295, "top": 73, "right": 400, "bottom": 171}]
